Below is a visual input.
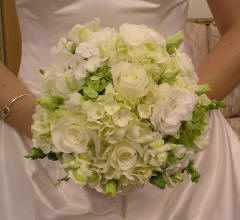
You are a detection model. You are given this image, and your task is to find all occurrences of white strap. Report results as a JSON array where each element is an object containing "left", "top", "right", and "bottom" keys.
[{"left": 115, "top": 193, "right": 127, "bottom": 218}]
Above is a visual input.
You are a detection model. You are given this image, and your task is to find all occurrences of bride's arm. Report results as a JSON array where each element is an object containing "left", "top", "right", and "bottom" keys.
[
  {"left": 197, "top": 0, "right": 240, "bottom": 100},
  {"left": 0, "top": 61, "right": 36, "bottom": 138}
]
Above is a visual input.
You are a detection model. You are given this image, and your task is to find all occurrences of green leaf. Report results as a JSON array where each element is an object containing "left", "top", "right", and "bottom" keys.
[
  {"left": 25, "top": 148, "right": 46, "bottom": 160},
  {"left": 185, "top": 160, "right": 200, "bottom": 183},
  {"left": 104, "top": 179, "right": 118, "bottom": 197},
  {"left": 55, "top": 176, "right": 70, "bottom": 187},
  {"left": 83, "top": 86, "right": 98, "bottom": 99},
  {"left": 166, "top": 31, "right": 184, "bottom": 55},
  {"left": 90, "top": 75, "right": 101, "bottom": 81},
  {"left": 167, "top": 151, "right": 177, "bottom": 164},
  {"left": 150, "top": 173, "right": 166, "bottom": 189},
  {"left": 47, "top": 152, "right": 58, "bottom": 161}
]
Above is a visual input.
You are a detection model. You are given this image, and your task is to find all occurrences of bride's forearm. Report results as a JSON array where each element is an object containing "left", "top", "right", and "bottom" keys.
[
  {"left": 197, "top": 23, "right": 240, "bottom": 101},
  {"left": 0, "top": 62, "right": 36, "bottom": 138}
]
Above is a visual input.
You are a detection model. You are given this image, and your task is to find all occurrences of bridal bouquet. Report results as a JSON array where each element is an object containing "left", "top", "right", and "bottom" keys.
[{"left": 26, "top": 18, "right": 225, "bottom": 197}]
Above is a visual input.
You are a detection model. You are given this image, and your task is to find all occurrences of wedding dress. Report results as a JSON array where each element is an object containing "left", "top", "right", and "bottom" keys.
[{"left": 1, "top": 0, "right": 240, "bottom": 219}]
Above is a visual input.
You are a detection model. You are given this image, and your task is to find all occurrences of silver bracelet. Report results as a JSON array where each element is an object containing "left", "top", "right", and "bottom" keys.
[{"left": 1, "top": 93, "right": 33, "bottom": 121}]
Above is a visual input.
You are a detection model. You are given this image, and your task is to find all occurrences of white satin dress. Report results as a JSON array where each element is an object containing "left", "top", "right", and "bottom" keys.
[{"left": 0, "top": 0, "right": 240, "bottom": 219}]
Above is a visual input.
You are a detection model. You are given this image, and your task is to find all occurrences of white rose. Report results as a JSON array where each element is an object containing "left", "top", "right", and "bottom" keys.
[
  {"left": 111, "top": 62, "right": 149, "bottom": 99},
  {"left": 119, "top": 23, "right": 166, "bottom": 47},
  {"left": 76, "top": 40, "right": 99, "bottom": 58},
  {"left": 51, "top": 118, "right": 90, "bottom": 153},
  {"left": 110, "top": 140, "right": 143, "bottom": 171},
  {"left": 150, "top": 87, "right": 197, "bottom": 134}
]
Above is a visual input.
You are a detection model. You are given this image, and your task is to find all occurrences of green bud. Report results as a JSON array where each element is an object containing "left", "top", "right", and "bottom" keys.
[
  {"left": 83, "top": 87, "right": 98, "bottom": 99},
  {"left": 171, "top": 173, "right": 185, "bottom": 183},
  {"left": 69, "top": 160, "right": 80, "bottom": 169},
  {"left": 195, "top": 84, "right": 211, "bottom": 95},
  {"left": 159, "top": 69, "right": 180, "bottom": 84},
  {"left": 76, "top": 174, "right": 85, "bottom": 182},
  {"left": 39, "top": 69, "right": 45, "bottom": 75},
  {"left": 36, "top": 96, "right": 63, "bottom": 110},
  {"left": 70, "top": 44, "right": 76, "bottom": 54},
  {"left": 90, "top": 76, "right": 101, "bottom": 81},
  {"left": 104, "top": 179, "right": 118, "bottom": 197},
  {"left": 204, "top": 100, "right": 227, "bottom": 110},
  {"left": 166, "top": 31, "right": 184, "bottom": 55}
]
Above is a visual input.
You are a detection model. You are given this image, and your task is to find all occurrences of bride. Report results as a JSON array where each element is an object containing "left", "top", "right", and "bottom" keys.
[{"left": 0, "top": 0, "right": 240, "bottom": 219}]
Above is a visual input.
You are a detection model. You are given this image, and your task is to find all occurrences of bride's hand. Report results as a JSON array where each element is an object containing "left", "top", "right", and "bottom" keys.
[{"left": 0, "top": 61, "right": 36, "bottom": 138}]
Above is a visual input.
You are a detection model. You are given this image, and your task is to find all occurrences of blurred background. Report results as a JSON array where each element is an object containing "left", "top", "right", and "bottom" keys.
[{"left": 188, "top": 0, "right": 212, "bottom": 18}]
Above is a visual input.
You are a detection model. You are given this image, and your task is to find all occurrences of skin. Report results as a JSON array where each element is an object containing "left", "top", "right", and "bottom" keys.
[
  {"left": 0, "top": 0, "right": 240, "bottom": 138},
  {"left": 197, "top": 0, "right": 240, "bottom": 100}
]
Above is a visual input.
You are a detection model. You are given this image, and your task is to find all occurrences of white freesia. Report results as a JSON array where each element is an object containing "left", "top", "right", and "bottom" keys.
[
  {"left": 76, "top": 40, "right": 99, "bottom": 58},
  {"left": 111, "top": 62, "right": 149, "bottom": 99},
  {"left": 94, "top": 27, "right": 116, "bottom": 44},
  {"left": 68, "top": 24, "right": 94, "bottom": 43},
  {"left": 51, "top": 38, "right": 73, "bottom": 56},
  {"left": 52, "top": 118, "right": 90, "bottom": 153},
  {"left": 151, "top": 87, "right": 197, "bottom": 134},
  {"left": 119, "top": 23, "right": 165, "bottom": 47}
]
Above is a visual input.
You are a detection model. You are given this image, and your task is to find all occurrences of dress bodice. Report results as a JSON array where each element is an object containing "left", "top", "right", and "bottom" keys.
[{"left": 15, "top": 0, "right": 188, "bottom": 96}]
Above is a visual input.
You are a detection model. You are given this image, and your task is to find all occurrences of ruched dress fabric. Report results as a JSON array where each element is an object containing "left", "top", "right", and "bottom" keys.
[{"left": 0, "top": 0, "right": 240, "bottom": 219}]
